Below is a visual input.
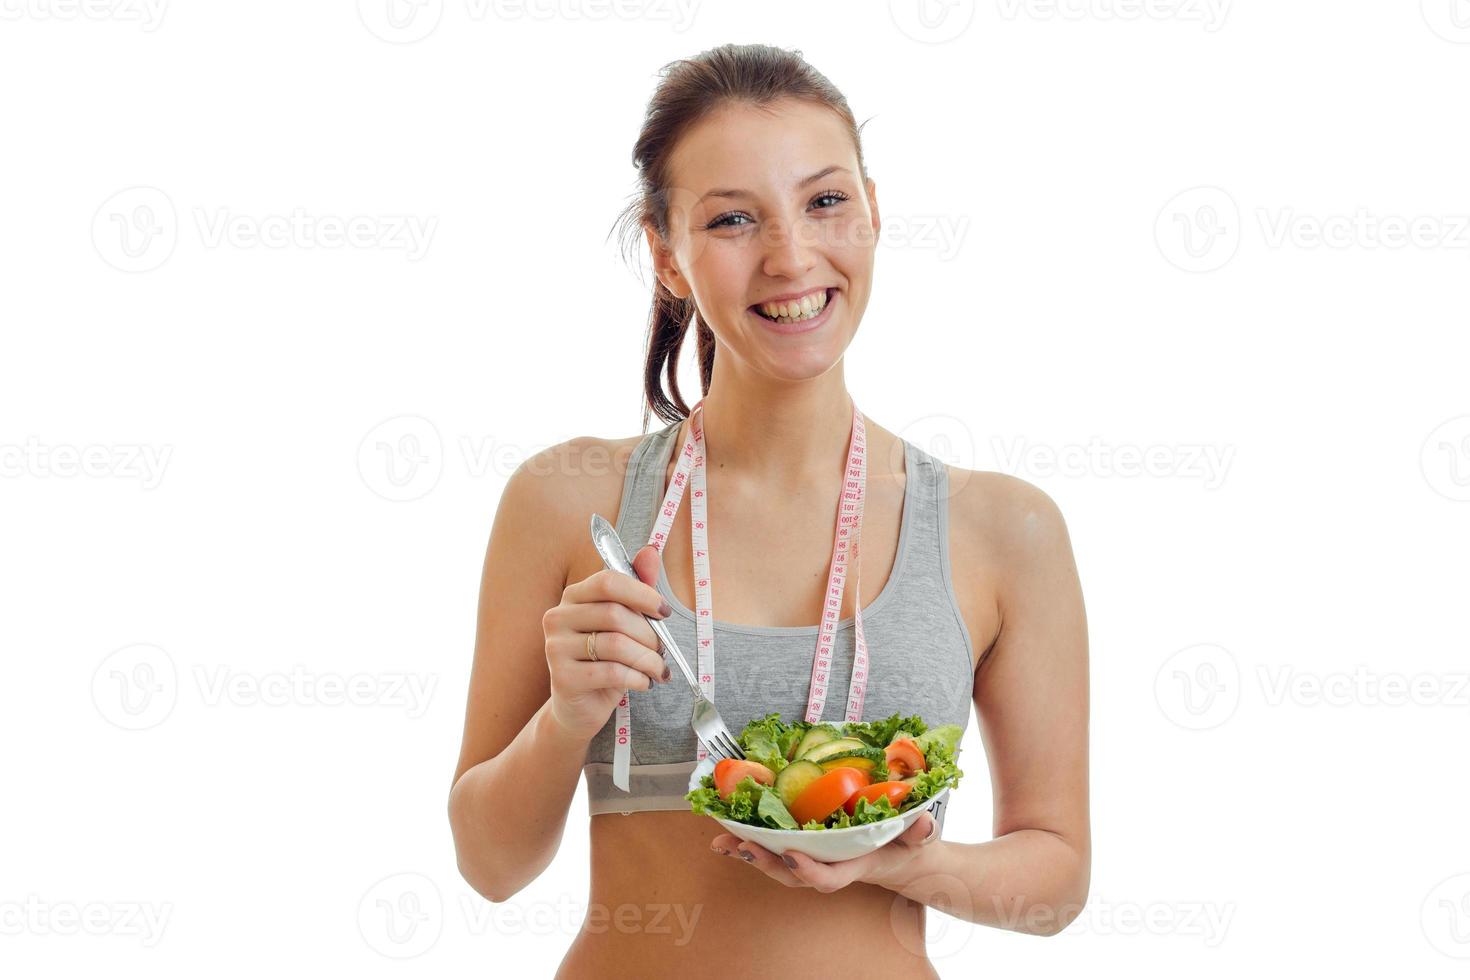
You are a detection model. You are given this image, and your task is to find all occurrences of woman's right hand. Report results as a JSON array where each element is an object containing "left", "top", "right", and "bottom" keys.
[{"left": 542, "top": 544, "right": 673, "bottom": 743}]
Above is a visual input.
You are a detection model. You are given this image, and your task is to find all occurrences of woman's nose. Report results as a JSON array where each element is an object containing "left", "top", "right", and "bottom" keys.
[{"left": 759, "top": 216, "right": 816, "bottom": 277}]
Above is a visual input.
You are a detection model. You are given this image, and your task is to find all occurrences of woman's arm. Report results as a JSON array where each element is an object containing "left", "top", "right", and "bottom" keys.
[
  {"left": 868, "top": 474, "right": 1091, "bottom": 933},
  {"left": 448, "top": 448, "right": 589, "bottom": 903}
]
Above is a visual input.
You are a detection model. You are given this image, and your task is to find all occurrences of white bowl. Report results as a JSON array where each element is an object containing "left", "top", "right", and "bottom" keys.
[{"left": 687, "top": 756, "right": 953, "bottom": 863}]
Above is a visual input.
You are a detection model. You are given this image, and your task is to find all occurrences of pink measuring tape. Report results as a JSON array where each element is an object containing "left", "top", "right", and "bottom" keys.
[{"left": 611, "top": 396, "right": 871, "bottom": 791}]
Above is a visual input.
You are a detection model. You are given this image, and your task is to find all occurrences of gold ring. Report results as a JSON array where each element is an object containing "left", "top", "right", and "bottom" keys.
[{"left": 586, "top": 631, "right": 599, "bottom": 662}]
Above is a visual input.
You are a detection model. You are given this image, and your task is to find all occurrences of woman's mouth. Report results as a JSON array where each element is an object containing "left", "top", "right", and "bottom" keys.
[{"left": 748, "top": 287, "right": 837, "bottom": 335}]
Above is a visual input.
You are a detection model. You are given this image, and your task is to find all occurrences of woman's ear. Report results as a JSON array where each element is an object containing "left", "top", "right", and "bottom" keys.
[
  {"left": 865, "top": 177, "right": 881, "bottom": 243},
  {"left": 644, "top": 223, "right": 689, "bottom": 299}
]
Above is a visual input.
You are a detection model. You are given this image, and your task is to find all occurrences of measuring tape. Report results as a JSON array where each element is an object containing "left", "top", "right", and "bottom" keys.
[{"left": 611, "top": 396, "right": 870, "bottom": 791}]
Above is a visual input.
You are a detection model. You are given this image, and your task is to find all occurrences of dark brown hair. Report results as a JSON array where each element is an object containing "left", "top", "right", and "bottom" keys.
[{"left": 610, "top": 43, "right": 871, "bottom": 432}]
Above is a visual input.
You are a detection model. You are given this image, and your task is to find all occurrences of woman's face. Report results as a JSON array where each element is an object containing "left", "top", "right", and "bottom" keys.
[{"left": 648, "top": 98, "right": 881, "bottom": 382}]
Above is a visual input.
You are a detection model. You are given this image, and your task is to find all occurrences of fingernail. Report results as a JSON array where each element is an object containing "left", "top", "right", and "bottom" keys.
[
  {"left": 710, "top": 844, "right": 727, "bottom": 856},
  {"left": 661, "top": 665, "right": 672, "bottom": 682},
  {"left": 737, "top": 849, "right": 755, "bottom": 862},
  {"left": 781, "top": 853, "right": 798, "bottom": 869},
  {"left": 924, "top": 820, "right": 941, "bottom": 844},
  {"left": 657, "top": 600, "right": 672, "bottom": 618}
]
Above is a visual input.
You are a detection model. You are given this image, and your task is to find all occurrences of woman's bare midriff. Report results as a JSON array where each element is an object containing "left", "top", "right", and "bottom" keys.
[{"left": 554, "top": 810, "right": 940, "bottom": 979}]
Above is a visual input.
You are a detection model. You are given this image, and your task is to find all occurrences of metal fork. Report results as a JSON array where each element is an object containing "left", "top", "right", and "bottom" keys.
[{"left": 589, "top": 514, "right": 746, "bottom": 763}]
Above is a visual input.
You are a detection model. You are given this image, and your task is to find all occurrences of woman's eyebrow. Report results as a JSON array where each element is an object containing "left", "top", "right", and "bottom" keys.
[{"left": 698, "top": 164, "right": 850, "bottom": 204}]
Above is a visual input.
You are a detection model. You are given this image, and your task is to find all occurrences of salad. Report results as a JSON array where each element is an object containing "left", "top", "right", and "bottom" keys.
[{"left": 686, "top": 712, "right": 963, "bottom": 831}]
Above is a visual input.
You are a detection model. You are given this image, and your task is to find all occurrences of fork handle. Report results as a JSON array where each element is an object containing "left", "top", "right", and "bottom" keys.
[{"left": 644, "top": 612, "right": 702, "bottom": 694}]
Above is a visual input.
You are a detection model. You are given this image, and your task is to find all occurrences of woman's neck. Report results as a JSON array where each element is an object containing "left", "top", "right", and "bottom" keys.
[{"left": 695, "top": 358, "right": 859, "bottom": 490}]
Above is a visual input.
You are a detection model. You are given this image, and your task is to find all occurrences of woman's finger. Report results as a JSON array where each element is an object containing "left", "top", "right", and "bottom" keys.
[
  {"left": 716, "top": 837, "right": 809, "bottom": 888},
  {"left": 548, "top": 623, "right": 667, "bottom": 686}
]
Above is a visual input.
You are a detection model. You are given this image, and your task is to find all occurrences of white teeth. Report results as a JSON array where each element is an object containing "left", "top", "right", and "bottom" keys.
[{"left": 758, "top": 289, "right": 829, "bottom": 323}]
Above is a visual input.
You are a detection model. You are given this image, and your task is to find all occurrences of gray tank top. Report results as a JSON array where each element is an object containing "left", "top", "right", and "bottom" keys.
[{"left": 582, "top": 418, "right": 976, "bottom": 816}]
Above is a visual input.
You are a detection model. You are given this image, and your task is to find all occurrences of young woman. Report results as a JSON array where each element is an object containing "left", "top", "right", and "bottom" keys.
[{"left": 449, "top": 43, "right": 1090, "bottom": 977}]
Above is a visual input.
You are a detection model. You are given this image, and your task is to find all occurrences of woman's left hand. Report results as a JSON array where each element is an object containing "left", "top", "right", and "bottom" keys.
[{"left": 710, "top": 813, "right": 939, "bottom": 893}]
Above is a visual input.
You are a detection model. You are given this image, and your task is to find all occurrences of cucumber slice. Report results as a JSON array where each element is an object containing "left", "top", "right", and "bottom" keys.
[
  {"left": 801, "top": 737, "right": 867, "bottom": 764},
  {"left": 774, "top": 760, "right": 824, "bottom": 810},
  {"left": 791, "top": 725, "right": 841, "bottom": 761},
  {"left": 912, "top": 724, "right": 963, "bottom": 756}
]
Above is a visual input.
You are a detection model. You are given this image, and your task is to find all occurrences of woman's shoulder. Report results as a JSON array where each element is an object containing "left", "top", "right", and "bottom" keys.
[
  {"left": 941, "top": 462, "right": 1072, "bottom": 564},
  {"left": 503, "top": 432, "right": 646, "bottom": 515},
  {"left": 489, "top": 431, "right": 654, "bottom": 588}
]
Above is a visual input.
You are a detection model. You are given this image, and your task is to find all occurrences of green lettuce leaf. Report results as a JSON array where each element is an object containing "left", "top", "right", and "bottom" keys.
[
  {"left": 737, "top": 713, "right": 794, "bottom": 772},
  {"left": 757, "top": 786, "right": 799, "bottom": 829},
  {"left": 842, "top": 713, "right": 929, "bottom": 749}
]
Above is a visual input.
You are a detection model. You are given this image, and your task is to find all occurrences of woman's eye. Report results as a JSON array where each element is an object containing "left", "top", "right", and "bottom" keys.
[
  {"left": 705, "top": 192, "right": 850, "bottom": 231},
  {"left": 707, "top": 212, "right": 750, "bottom": 229}
]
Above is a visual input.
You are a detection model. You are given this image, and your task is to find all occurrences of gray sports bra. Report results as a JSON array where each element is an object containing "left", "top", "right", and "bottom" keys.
[{"left": 582, "top": 418, "right": 976, "bottom": 816}]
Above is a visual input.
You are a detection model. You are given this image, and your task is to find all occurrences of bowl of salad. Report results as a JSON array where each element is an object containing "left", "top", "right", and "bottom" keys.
[{"left": 685, "top": 712, "right": 964, "bottom": 863}]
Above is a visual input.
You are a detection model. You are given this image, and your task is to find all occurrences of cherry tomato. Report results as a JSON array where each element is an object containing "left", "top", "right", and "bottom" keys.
[
  {"left": 844, "top": 780, "right": 914, "bottom": 815},
  {"left": 884, "top": 737, "right": 927, "bottom": 778},
  {"left": 790, "top": 766, "right": 870, "bottom": 826},
  {"left": 713, "top": 759, "right": 775, "bottom": 800}
]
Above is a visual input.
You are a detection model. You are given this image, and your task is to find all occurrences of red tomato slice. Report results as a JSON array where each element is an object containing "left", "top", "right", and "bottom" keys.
[
  {"left": 844, "top": 780, "right": 914, "bottom": 815},
  {"left": 790, "top": 767, "right": 870, "bottom": 826},
  {"left": 884, "top": 737, "right": 927, "bottom": 778},
  {"left": 713, "top": 759, "right": 775, "bottom": 800}
]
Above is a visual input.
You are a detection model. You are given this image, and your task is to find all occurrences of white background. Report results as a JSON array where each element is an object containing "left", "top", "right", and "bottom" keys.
[{"left": 3, "top": 1, "right": 1468, "bottom": 976}]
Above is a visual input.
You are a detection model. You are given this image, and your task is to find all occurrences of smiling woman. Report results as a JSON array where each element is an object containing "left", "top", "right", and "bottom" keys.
[{"left": 448, "top": 42, "right": 1090, "bottom": 979}]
